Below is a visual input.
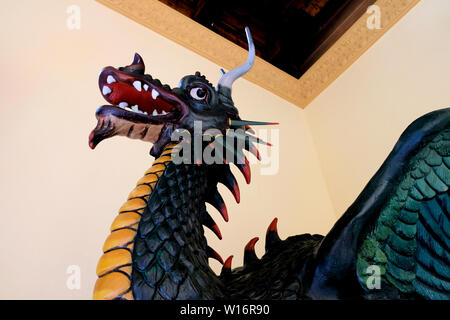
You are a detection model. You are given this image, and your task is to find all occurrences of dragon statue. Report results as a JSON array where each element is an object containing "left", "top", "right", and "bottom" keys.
[{"left": 89, "top": 28, "right": 450, "bottom": 300}]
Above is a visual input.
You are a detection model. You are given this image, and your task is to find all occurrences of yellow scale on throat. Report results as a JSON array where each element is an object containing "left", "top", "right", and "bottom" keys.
[{"left": 93, "top": 144, "right": 177, "bottom": 300}]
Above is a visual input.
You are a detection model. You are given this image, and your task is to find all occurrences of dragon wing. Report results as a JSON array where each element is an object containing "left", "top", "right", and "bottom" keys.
[{"left": 309, "top": 108, "right": 450, "bottom": 299}]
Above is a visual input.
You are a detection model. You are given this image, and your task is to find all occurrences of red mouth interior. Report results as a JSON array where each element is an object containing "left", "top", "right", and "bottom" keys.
[
  {"left": 106, "top": 82, "right": 175, "bottom": 114},
  {"left": 99, "top": 67, "right": 178, "bottom": 117}
]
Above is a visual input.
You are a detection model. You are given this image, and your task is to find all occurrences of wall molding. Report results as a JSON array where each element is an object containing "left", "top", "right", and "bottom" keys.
[{"left": 95, "top": 0, "right": 420, "bottom": 108}]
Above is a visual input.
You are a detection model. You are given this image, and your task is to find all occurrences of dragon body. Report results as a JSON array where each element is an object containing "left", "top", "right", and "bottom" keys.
[{"left": 90, "top": 28, "right": 450, "bottom": 300}]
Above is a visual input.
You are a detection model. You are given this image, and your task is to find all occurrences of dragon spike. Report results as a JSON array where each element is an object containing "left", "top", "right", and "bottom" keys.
[
  {"left": 206, "top": 246, "right": 224, "bottom": 264},
  {"left": 211, "top": 224, "right": 222, "bottom": 240},
  {"left": 229, "top": 119, "right": 279, "bottom": 127},
  {"left": 251, "top": 136, "right": 272, "bottom": 147},
  {"left": 201, "top": 211, "right": 222, "bottom": 240},
  {"left": 265, "top": 218, "right": 281, "bottom": 253},
  {"left": 245, "top": 142, "right": 261, "bottom": 161},
  {"left": 132, "top": 53, "right": 143, "bottom": 64},
  {"left": 228, "top": 131, "right": 272, "bottom": 147},
  {"left": 244, "top": 237, "right": 259, "bottom": 267},
  {"left": 213, "top": 136, "right": 245, "bottom": 164},
  {"left": 219, "top": 168, "right": 240, "bottom": 204},
  {"left": 217, "top": 27, "right": 255, "bottom": 92},
  {"left": 206, "top": 189, "right": 229, "bottom": 222},
  {"left": 125, "top": 52, "right": 145, "bottom": 74},
  {"left": 234, "top": 157, "right": 251, "bottom": 184},
  {"left": 221, "top": 255, "right": 234, "bottom": 276},
  {"left": 245, "top": 125, "right": 255, "bottom": 134}
]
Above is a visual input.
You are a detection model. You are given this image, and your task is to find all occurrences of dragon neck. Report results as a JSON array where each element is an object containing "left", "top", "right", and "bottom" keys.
[
  {"left": 93, "top": 143, "right": 222, "bottom": 300},
  {"left": 93, "top": 144, "right": 176, "bottom": 300}
]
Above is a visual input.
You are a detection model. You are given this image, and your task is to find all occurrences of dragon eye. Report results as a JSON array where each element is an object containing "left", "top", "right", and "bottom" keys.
[{"left": 190, "top": 87, "right": 208, "bottom": 101}]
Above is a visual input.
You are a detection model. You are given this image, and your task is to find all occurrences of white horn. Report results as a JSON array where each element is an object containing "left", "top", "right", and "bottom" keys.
[{"left": 217, "top": 27, "right": 255, "bottom": 91}]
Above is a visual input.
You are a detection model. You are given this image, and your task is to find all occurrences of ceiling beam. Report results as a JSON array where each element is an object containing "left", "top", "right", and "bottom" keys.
[{"left": 95, "top": 0, "right": 420, "bottom": 109}]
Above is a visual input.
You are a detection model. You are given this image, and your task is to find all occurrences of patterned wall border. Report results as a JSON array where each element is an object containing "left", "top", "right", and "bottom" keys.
[{"left": 95, "top": 0, "right": 420, "bottom": 109}]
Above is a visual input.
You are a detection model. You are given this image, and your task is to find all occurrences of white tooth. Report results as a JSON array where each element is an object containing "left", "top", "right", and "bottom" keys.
[
  {"left": 107, "top": 75, "right": 116, "bottom": 84},
  {"left": 144, "top": 111, "right": 148, "bottom": 115},
  {"left": 152, "top": 109, "right": 159, "bottom": 116},
  {"left": 102, "top": 86, "right": 111, "bottom": 95},
  {"left": 143, "top": 84, "right": 149, "bottom": 91},
  {"left": 132, "top": 105, "right": 139, "bottom": 112},
  {"left": 133, "top": 81, "right": 142, "bottom": 92},
  {"left": 162, "top": 110, "right": 167, "bottom": 115},
  {"left": 119, "top": 102, "right": 128, "bottom": 109},
  {"left": 152, "top": 89, "right": 159, "bottom": 100}
]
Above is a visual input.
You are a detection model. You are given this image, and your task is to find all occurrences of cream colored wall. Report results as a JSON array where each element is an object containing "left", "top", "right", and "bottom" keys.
[
  {"left": 306, "top": 0, "right": 450, "bottom": 216},
  {"left": 0, "top": 0, "right": 335, "bottom": 299}
]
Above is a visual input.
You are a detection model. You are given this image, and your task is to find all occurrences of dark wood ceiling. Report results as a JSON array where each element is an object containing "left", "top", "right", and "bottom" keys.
[{"left": 158, "top": 0, "right": 376, "bottom": 79}]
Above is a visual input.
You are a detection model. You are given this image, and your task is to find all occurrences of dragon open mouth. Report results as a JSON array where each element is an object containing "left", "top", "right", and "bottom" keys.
[
  {"left": 89, "top": 54, "right": 187, "bottom": 149},
  {"left": 99, "top": 66, "right": 180, "bottom": 117}
]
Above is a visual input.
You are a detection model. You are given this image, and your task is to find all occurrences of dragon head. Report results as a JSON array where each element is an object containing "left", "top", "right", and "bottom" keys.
[{"left": 89, "top": 27, "right": 275, "bottom": 159}]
